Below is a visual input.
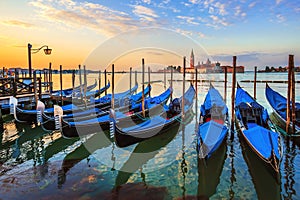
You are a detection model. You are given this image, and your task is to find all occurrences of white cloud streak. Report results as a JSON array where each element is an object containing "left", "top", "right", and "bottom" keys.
[{"left": 29, "top": 0, "right": 161, "bottom": 37}]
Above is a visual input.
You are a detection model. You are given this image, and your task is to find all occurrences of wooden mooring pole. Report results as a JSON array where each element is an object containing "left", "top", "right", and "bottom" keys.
[
  {"left": 98, "top": 70, "right": 101, "bottom": 97},
  {"left": 142, "top": 59, "right": 145, "bottom": 118},
  {"left": 290, "top": 55, "right": 296, "bottom": 133},
  {"left": 171, "top": 67, "right": 173, "bottom": 102},
  {"left": 254, "top": 66, "right": 257, "bottom": 100},
  {"left": 286, "top": 56, "right": 292, "bottom": 134},
  {"left": 33, "top": 71, "right": 38, "bottom": 106},
  {"left": 164, "top": 68, "right": 166, "bottom": 90},
  {"left": 60, "top": 65, "right": 63, "bottom": 105},
  {"left": 49, "top": 62, "right": 53, "bottom": 93},
  {"left": 224, "top": 66, "right": 227, "bottom": 103},
  {"left": 72, "top": 69, "right": 75, "bottom": 96},
  {"left": 83, "top": 65, "right": 87, "bottom": 106},
  {"left": 148, "top": 66, "right": 151, "bottom": 97},
  {"left": 104, "top": 69, "right": 107, "bottom": 95},
  {"left": 111, "top": 64, "right": 115, "bottom": 109},
  {"left": 129, "top": 67, "right": 132, "bottom": 94},
  {"left": 79, "top": 65, "right": 83, "bottom": 101},
  {"left": 182, "top": 56, "right": 186, "bottom": 117},
  {"left": 231, "top": 56, "right": 237, "bottom": 139}
]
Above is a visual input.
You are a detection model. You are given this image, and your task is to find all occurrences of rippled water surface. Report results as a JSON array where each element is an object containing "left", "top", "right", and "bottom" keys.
[{"left": 0, "top": 72, "right": 299, "bottom": 199}]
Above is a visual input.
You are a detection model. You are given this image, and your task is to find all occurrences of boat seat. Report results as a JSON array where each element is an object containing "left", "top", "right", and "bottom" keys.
[{"left": 168, "top": 98, "right": 181, "bottom": 118}]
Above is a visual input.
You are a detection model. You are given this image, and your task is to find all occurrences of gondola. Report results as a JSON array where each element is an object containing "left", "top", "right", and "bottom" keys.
[
  {"left": 197, "top": 84, "right": 229, "bottom": 159},
  {"left": 60, "top": 87, "right": 172, "bottom": 138},
  {"left": 265, "top": 83, "right": 300, "bottom": 135},
  {"left": 235, "top": 83, "right": 282, "bottom": 180},
  {"left": 50, "top": 79, "right": 98, "bottom": 100},
  {"left": 11, "top": 83, "right": 140, "bottom": 124},
  {"left": 60, "top": 81, "right": 111, "bottom": 103},
  {"left": 40, "top": 84, "right": 152, "bottom": 131},
  {"left": 111, "top": 83, "right": 196, "bottom": 148}
]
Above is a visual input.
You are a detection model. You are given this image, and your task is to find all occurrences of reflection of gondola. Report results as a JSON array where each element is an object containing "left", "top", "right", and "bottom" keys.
[
  {"left": 115, "top": 111, "right": 194, "bottom": 188},
  {"left": 240, "top": 135, "right": 281, "bottom": 200},
  {"left": 57, "top": 131, "right": 112, "bottom": 188},
  {"left": 197, "top": 141, "right": 227, "bottom": 198},
  {"left": 43, "top": 133, "right": 80, "bottom": 163},
  {"left": 0, "top": 122, "right": 51, "bottom": 166}
]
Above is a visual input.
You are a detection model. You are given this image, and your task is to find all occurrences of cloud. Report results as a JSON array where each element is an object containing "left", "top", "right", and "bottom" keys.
[
  {"left": 132, "top": 5, "right": 159, "bottom": 20},
  {"left": 276, "top": 14, "right": 285, "bottom": 23},
  {"left": 175, "top": 28, "right": 193, "bottom": 36},
  {"left": 212, "top": 51, "right": 292, "bottom": 69},
  {"left": 29, "top": 0, "right": 161, "bottom": 37},
  {"left": 189, "top": 0, "right": 200, "bottom": 4},
  {"left": 142, "top": 0, "right": 151, "bottom": 4},
  {"left": 276, "top": 0, "right": 284, "bottom": 5},
  {"left": 248, "top": 1, "right": 257, "bottom": 8},
  {"left": 177, "top": 16, "right": 199, "bottom": 25},
  {"left": 1, "top": 20, "right": 36, "bottom": 28},
  {"left": 208, "top": 15, "right": 230, "bottom": 28}
]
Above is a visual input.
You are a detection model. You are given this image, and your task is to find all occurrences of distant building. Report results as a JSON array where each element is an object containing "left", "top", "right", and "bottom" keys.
[{"left": 221, "top": 65, "right": 245, "bottom": 73}]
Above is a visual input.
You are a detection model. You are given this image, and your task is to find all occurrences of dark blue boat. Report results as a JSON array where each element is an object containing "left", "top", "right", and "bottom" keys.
[
  {"left": 60, "top": 87, "right": 172, "bottom": 138},
  {"left": 265, "top": 83, "right": 300, "bottom": 135},
  {"left": 197, "top": 84, "right": 229, "bottom": 159},
  {"left": 50, "top": 79, "right": 98, "bottom": 99},
  {"left": 12, "top": 83, "right": 140, "bottom": 124},
  {"left": 39, "top": 84, "right": 150, "bottom": 131},
  {"left": 111, "top": 83, "right": 196, "bottom": 148},
  {"left": 235, "top": 83, "right": 282, "bottom": 180}
]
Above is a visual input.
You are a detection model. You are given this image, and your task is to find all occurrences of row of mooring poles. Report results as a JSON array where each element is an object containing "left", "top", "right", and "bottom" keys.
[{"left": 286, "top": 55, "right": 296, "bottom": 134}]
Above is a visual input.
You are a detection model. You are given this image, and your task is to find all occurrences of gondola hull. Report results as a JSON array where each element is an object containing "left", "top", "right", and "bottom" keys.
[
  {"left": 61, "top": 90, "right": 170, "bottom": 138},
  {"left": 235, "top": 120, "right": 281, "bottom": 182},
  {"left": 113, "top": 84, "right": 196, "bottom": 148},
  {"left": 265, "top": 83, "right": 300, "bottom": 135},
  {"left": 197, "top": 84, "right": 229, "bottom": 159},
  {"left": 235, "top": 83, "right": 281, "bottom": 181}
]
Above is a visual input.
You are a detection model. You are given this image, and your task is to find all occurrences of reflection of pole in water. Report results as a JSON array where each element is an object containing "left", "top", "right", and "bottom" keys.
[
  {"left": 111, "top": 143, "right": 116, "bottom": 171},
  {"left": 229, "top": 133, "right": 236, "bottom": 199},
  {"left": 180, "top": 123, "right": 187, "bottom": 199},
  {"left": 283, "top": 138, "right": 296, "bottom": 199}
]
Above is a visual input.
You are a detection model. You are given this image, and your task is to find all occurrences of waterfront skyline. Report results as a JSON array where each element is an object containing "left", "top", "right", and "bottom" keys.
[{"left": 0, "top": 0, "right": 299, "bottom": 71}]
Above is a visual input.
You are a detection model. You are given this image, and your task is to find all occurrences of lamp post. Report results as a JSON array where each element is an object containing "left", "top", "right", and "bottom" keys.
[{"left": 28, "top": 43, "right": 52, "bottom": 78}]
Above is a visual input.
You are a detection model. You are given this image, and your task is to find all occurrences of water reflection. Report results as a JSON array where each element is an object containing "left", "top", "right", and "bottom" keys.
[
  {"left": 58, "top": 132, "right": 112, "bottom": 188},
  {"left": 283, "top": 138, "right": 297, "bottom": 199},
  {"left": 114, "top": 123, "right": 180, "bottom": 188},
  {"left": 197, "top": 141, "right": 227, "bottom": 198},
  {"left": 240, "top": 134, "right": 281, "bottom": 200},
  {"left": 228, "top": 130, "right": 236, "bottom": 199},
  {"left": 0, "top": 122, "right": 50, "bottom": 168}
]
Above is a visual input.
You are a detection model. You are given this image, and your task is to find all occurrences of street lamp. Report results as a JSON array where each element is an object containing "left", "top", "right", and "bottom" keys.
[{"left": 28, "top": 43, "right": 52, "bottom": 77}]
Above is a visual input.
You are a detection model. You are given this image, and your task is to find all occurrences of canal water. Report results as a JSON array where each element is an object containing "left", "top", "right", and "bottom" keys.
[{"left": 0, "top": 72, "right": 299, "bottom": 199}]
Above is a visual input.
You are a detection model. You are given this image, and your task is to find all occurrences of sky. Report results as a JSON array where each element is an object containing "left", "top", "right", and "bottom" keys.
[{"left": 0, "top": 0, "right": 299, "bottom": 71}]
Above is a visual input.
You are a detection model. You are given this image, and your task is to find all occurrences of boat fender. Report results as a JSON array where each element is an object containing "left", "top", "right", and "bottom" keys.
[
  {"left": 9, "top": 96, "right": 18, "bottom": 115},
  {"left": 54, "top": 105, "right": 63, "bottom": 130},
  {"left": 109, "top": 109, "right": 116, "bottom": 139},
  {"left": 36, "top": 101, "right": 45, "bottom": 124}
]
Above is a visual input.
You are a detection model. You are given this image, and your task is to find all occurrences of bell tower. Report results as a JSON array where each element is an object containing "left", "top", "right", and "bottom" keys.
[{"left": 190, "top": 49, "right": 194, "bottom": 69}]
